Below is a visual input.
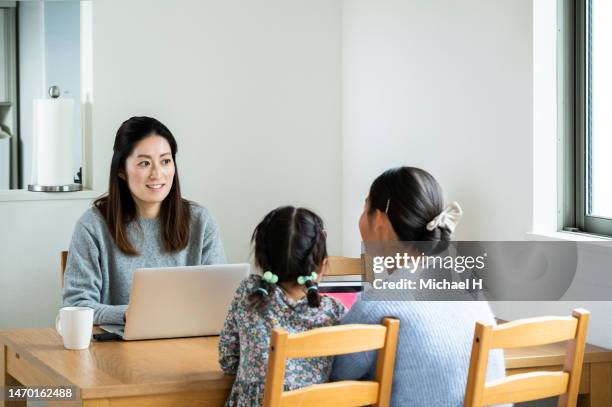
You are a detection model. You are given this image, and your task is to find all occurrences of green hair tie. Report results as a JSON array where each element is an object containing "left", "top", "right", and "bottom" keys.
[
  {"left": 262, "top": 271, "right": 279, "bottom": 284},
  {"left": 297, "top": 272, "right": 318, "bottom": 285}
]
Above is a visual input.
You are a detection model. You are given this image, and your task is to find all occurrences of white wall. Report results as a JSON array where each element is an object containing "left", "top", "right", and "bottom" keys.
[
  {"left": 531, "top": 0, "right": 558, "bottom": 233},
  {"left": 0, "top": 0, "right": 342, "bottom": 328},
  {"left": 0, "top": 199, "right": 92, "bottom": 328},
  {"left": 340, "top": 0, "right": 612, "bottom": 349},
  {"left": 342, "top": 0, "right": 533, "bottom": 254}
]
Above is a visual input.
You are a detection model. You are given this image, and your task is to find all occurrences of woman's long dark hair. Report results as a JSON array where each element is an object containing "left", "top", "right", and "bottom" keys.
[
  {"left": 249, "top": 206, "right": 327, "bottom": 309},
  {"left": 94, "top": 116, "right": 191, "bottom": 256},
  {"left": 368, "top": 167, "right": 450, "bottom": 253}
]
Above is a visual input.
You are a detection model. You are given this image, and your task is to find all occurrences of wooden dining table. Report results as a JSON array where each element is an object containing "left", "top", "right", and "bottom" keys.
[{"left": 1, "top": 327, "right": 611, "bottom": 406}]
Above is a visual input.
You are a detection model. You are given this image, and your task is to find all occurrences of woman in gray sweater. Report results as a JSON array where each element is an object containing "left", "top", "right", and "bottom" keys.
[{"left": 62, "top": 117, "right": 226, "bottom": 325}]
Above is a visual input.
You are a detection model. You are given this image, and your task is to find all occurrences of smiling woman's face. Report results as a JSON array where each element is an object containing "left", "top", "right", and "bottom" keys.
[{"left": 123, "top": 134, "right": 175, "bottom": 217}]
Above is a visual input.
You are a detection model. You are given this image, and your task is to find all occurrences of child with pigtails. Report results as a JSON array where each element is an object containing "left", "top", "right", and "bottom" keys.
[{"left": 219, "top": 206, "right": 346, "bottom": 407}]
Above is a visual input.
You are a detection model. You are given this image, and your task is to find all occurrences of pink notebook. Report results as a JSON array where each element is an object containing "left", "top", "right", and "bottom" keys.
[{"left": 324, "top": 292, "right": 358, "bottom": 309}]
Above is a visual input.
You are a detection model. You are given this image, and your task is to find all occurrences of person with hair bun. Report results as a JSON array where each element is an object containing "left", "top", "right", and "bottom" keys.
[
  {"left": 331, "top": 167, "right": 507, "bottom": 407},
  {"left": 219, "top": 206, "right": 345, "bottom": 406}
]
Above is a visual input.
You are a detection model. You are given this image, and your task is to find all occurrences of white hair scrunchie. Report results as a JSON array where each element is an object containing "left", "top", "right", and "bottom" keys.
[{"left": 425, "top": 201, "right": 463, "bottom": 233}]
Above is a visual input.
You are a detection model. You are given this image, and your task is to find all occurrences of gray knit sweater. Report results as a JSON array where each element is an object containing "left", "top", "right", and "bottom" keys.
[
  {"left": 331, "top": 298, "right": 508, "bottom": 407},
  {"left": 62, "top": 203, "right": 226, "bottom": 325}
]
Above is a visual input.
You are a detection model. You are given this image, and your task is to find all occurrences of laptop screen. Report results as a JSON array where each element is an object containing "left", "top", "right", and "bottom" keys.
[{"left": 319, "top": 277, "right": 363, "bottom": 310}]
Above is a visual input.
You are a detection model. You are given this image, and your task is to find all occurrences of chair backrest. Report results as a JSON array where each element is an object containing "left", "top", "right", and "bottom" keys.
[
  {"left": 326, "top": 255, "right": 365, "bottom": 277},
  {"left": 60, "top": 250, "right": 68, "bottom": 288},
  {"left": 325, "top": 256, "right": 364, "bottom": 276},
  {"left": 263, "top": 318, "right": 400, "bottom": 407},
  {"left": 464, "top": 308, "right": 590, "bottom": 407}
]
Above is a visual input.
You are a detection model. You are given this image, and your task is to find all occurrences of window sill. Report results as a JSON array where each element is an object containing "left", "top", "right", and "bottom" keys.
[
  {"left": 0, "top": 189, "right": 102, "bottom": 202},
  {"left": 527, "top": 231, "right": 612, "bottom": 242}
]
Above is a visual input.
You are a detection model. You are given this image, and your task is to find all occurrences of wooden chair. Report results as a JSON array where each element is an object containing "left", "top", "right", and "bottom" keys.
[
  {"left": 464, "top": 308, "right": 590, "bottom": 406},
  {"left": 60, "top": 250, "right": 68, "bottom": 288},
  {"left": 263, "top": 318, "right": 400, "bottom": 407}
]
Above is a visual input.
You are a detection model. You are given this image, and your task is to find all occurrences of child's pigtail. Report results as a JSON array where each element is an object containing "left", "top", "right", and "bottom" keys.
[
  {"left": 297, "top": 271, "right": 321, "bottom": 308},
  {"left": 304, "top": 278, "right": 321, "bottom": 308},
  {"left": 248, "top": 278, "right": 273, "bottom": 310},
  {"left": 249, "top": 210, "right": 280, "bottom": 310},
  {"left": 300, "top": 215, "right": 326, "bottom": 307}
]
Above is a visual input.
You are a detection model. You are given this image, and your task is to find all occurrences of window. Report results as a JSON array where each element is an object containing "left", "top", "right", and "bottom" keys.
[
  {"left": 0, "top": 1, "right": 82, "bottom": 191},
  {"left": 563, "top": 0, "right": 612, "bottom": 236}
]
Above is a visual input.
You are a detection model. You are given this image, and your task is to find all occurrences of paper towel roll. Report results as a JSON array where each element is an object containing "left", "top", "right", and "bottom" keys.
[{"left": 31, "top": 98, "right": 75, "bottom": 186}]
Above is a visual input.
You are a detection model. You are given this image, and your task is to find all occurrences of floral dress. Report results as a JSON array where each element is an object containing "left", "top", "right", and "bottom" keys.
[{"left": 219, "top": 274, "right": 346, "bottom": 406}]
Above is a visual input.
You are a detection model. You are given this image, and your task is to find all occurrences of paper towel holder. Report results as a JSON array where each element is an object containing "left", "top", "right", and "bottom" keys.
[{"left": 28, "top": 86, "right": 83, "bottom": 192}]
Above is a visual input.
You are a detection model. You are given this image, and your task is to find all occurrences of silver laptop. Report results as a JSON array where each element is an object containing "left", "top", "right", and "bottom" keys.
[{"left": 101, "top": 263, "right": 249, "bottom": 340}]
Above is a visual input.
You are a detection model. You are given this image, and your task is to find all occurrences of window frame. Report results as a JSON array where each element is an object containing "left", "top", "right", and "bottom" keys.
[{"left": 561, "top": 0, "right": 612, "bottom": 237}]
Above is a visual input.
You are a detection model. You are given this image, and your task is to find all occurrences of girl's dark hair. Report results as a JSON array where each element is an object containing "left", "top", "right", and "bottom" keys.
[
  {"left": 249, "top": 206, "right": 327, "bottom": 309},
  {"left": 368, "top": 167, "right": 450, "bottom": 253},
  {"left": 94, "top": 116, "right": 191, "bottom": 256}
]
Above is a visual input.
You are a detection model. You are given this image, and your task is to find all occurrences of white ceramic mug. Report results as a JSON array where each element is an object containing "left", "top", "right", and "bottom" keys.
[{"left": 55, "top": 307, "right": 93, "bottom": 350}]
